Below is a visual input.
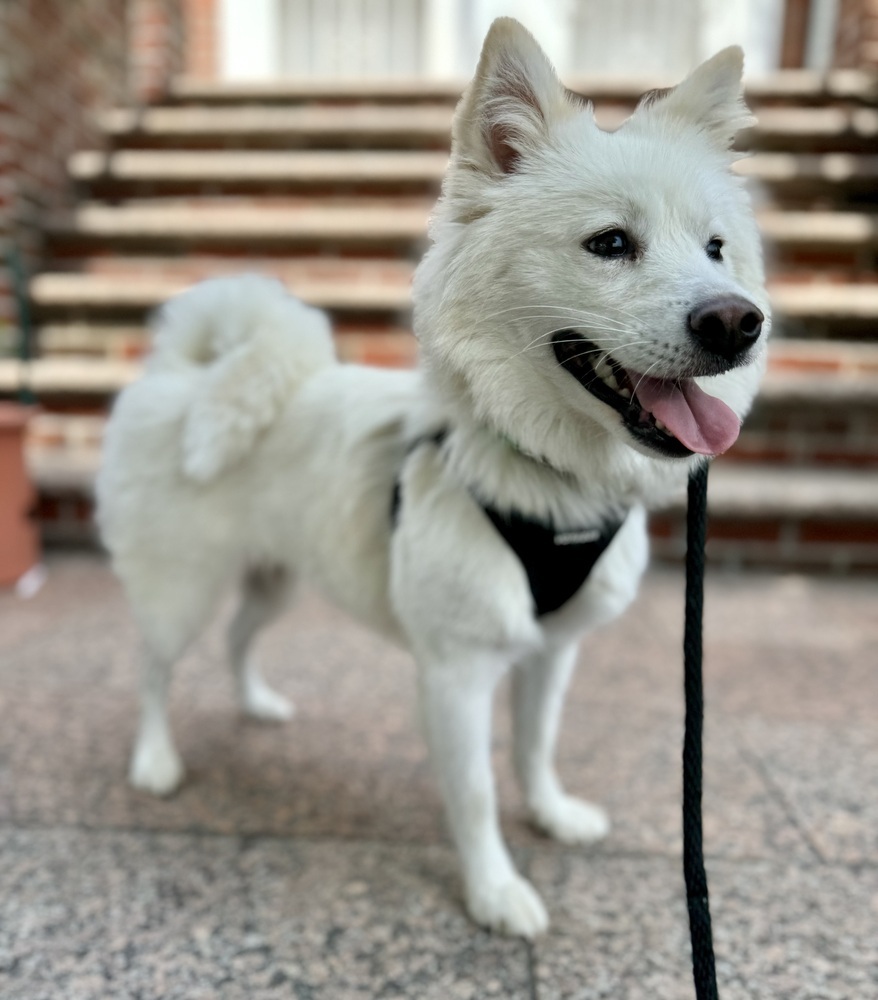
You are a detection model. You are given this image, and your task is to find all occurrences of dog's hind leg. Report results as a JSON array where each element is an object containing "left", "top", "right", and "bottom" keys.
[
  {"left": 129, "top": 644, "right": 185, "bottom": 796},
  {"left": 127, "top": 564, "right": 224, "bottom": 796},
  {"left": 512, "top": 643, "right": 609, "bottom": 844},
  {"left": 228, "top": 565, "right": 294, "bottom": 721},
  {"left": 418, "top": 653, "right": 549, "bottom": 938}
]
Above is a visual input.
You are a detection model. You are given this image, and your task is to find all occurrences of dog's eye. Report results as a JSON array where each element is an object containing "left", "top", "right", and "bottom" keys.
[
  {"left": 706, "top": 238, "right": 724, "bottom": 261},
  {"left": 585, "top": 229, "right": 631, "bottom": 258}
]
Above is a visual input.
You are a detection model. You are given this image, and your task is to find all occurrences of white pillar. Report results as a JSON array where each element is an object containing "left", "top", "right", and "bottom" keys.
[
  {"left": 466, "top": 0, "right": 575, "bottom": 74},
  {"left": 219, "top": 0, "right": 281, "bottom": 80},
  {"left": 699, "top": 0, "right": 785, "bottom": 75},
  {"left": 805, "top": 0, "right": 840, "bottom": 70},
  {"left": 423, "top": 0, "right": 465, "bottom": 77}
]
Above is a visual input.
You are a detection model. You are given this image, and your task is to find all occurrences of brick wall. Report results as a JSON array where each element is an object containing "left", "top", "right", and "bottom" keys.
[
  {"left": 129, "top": 0, "right": 186, "bottom": 102},
  {"left": 835, "top": 0, "right": 878, "bottom": 67},
  {"left": 0, "top": 0, "right": 129, "bottom": 344},
  {"left": 183, "top": 0, "right": 218, "bottom": 79},
  {"left": 0, "top": 1, "right": 188, "bottom": 354}
]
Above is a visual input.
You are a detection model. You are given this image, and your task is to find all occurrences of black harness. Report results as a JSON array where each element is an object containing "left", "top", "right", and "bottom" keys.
[
  {"left": 391, "top": 431, "right": 627, "bottom": 617},
  {"left": 479, "top": 504, "right": 625, "bottom": 616}
]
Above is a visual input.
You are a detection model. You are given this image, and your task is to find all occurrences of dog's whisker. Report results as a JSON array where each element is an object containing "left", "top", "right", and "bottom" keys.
[
  {"left": 509, "top": 324, "right": 650, "bottom": 352},
  {"left": 629, "top": 359, "right": 668, "bottom": 397},
  {"left": 512, "top": 315, "right": 636, "bottom": 337},
  {"left": 483, "top": 302, "right": 645, "bottom": 325},
  {"left": 475, "top": 305, "right": 641, "bottom": 334},
  {"left": 503, "top": 334, "right": 652, "bottom": 368},
  {"left": 508, "top": 329, "right": 639, "bottom": 359}
]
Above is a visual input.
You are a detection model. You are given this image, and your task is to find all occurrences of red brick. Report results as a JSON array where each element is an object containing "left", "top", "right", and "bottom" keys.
[
  {"left": 647, "top": 515, "right": 678, "bottom": 539},
  {"left": 708, "top": 519, "right": 783, "bottom": 542},
  {"left": 798, "top": 520, "right": 878, "bottom": 544}
]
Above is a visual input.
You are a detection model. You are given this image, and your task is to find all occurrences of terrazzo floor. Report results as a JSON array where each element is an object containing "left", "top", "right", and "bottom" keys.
[{"left": 1, "top": 553, "right": 876, "bottom": 999}]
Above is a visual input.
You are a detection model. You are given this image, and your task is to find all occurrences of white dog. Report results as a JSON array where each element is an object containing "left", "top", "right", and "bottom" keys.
[{"left": 97, "top": 18, "right": 769, "bottom": 937}]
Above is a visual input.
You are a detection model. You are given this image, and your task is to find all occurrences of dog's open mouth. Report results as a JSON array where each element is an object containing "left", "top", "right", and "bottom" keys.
[{"left": 552, "top": 332, "right": 741, "bottom": 457}]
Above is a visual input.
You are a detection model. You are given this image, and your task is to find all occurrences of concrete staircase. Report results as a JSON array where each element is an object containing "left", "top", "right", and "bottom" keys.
[{"left": 4, "top": 70, "right": 878, "bottom": 568}]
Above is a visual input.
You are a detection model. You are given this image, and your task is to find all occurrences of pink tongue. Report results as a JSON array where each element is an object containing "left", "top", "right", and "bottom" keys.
[{"left": 630, "top": 374, "right": 741, "bottom": 456}]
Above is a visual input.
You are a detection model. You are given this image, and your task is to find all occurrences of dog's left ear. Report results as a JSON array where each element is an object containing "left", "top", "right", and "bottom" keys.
[
  {"left": 637, "top": 47, "right": 754, "bottom": 149},
  {"left": 453, "top": 18, "right": 578, "bottom": 176}
]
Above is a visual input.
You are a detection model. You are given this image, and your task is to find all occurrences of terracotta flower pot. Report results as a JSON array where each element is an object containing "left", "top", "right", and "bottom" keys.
[{"left": 0, "top": 403, "right": 40, "bottom": 587}]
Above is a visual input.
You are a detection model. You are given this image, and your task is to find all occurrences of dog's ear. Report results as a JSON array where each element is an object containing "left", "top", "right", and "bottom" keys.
[
  {"left": 453, "top": 18, "right": 577, "bottom": 176},
  {"left": 636, "top": 47, "right": 754, "bottom": 149}
]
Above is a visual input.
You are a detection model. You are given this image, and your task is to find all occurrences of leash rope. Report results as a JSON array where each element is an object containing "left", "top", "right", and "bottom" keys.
[{"left": 683, "top": 462, "right": 719, "bottom": 999}]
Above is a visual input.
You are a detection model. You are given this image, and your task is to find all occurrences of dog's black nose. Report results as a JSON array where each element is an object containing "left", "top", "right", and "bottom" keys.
[{"left": 688, "top": 296, "right": 764, "bottom": 361}]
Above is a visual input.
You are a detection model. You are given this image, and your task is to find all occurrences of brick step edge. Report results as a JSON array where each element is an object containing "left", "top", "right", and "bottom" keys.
[
  {"left": 25, "top": 441, "right": 878, "bottom": 568},
  {"left": 651, "top": 464, "right": 878, "bottom": 571},
  {"left": 167, "top": 68, "right": 878, "bottom": 105},
  {"left": 5, "top": 342, "right": 878, "bottom": 399}
]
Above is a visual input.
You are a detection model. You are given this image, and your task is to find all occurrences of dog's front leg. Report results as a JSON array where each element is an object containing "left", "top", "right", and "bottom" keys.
[
  {"left": 512, "top": 643, "right": 609, "bottom": 844},
  {"left": 418, "top": 653, "right": 549, "bottom": 938}
]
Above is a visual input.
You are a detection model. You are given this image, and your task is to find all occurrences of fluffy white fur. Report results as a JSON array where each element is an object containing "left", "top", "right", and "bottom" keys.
[{"left": 97, "top": 19, "right": 769, "bottom": 938}]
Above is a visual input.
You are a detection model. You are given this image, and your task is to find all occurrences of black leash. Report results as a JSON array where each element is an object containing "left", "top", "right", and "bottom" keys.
[{"left": 683, "top": 461, "right": 719, "bottom": 999}]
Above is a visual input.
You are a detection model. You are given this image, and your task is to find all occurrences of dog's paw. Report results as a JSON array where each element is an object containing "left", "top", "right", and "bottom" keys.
[
  {"left": 129, "top": 740, "right": 184, "bottom": 797},
  {"left": 467, "top": 873, "right": 549, "bottom": 939},
  {"left": 242, "top": 673, "right": 294, "bottom": 722},
  {"left": 530, "top": 794, "right": 610, "bottom": 845}
]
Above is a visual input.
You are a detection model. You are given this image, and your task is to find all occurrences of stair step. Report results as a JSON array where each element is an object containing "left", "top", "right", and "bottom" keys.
[
  {"left": 69, "top": 148, "right": 878, "bottom": 204},
  {"left": 48, "top": 200, "right": 433, "bottom": 251},
  {"left": 34, "top": 320, "right": 416, "bottom": 366},
  {"left": 37, "top": 324, "right": 147, "bottom": 359},
  {"left": 69, "top": 149, "right": 449, "bottom": 193},
  {"left": 705, "top": 463, "right": 878, "bottom": 519},
  {"left": 99, "top": 103, "right": 878, "bottom": 154},
  {"left": 745, "top": 106, "right": 878, "bottom": 152},
  {"left": 26, "top": 413, "right": 104, "bottom": 495},
  {"left": 770, "top": 281, "right": 878, "bottom": 336},
  {"left": 736, "top": 153, "right": 878, "bottom": 204},
  {"left": 28, "top": 268, "right": 878, "bottom": 338},
  {"left": 28, "top": 325, "right": 853, "bottom": 377},
  {"left": 29, "top": 262, "right": 414, "bottom": 317},
  {"left": 756, "top": 369, "right": 878, "bottom": 405},
  {"left": 760, "top": 211, "right": 878, "bottom": 250},
  {"left": 767, "top": 337, "right": 878, "bottom": 373},
  {"left": 650, "top": 463, "right": 878, "bottom": 570},
  {"left": 99, "top": 105, "right": 455, "bottom": 149},
  {"left": 11, "top": 344, "right": 876, "bottom": 467},
  {"left": 736, "top": 346, "right": 878, "bottom": 467},
  {"left": 0, "top": 357, "right": 140, "bottom": 396},
  {"left": 24, "top": 422, "right": 878, "bottom": 568},
  {"left": 2, "top": 337, "right": 871, "bottom": 399},
  {"left": 167, "top": 69, "right": 878, "bottom": 106},
  {"left": 168, "top": 77, "right": 469, "bottom": 105},
  {"left": 45, "top": 202, "right": 878, "bottom": 260}
]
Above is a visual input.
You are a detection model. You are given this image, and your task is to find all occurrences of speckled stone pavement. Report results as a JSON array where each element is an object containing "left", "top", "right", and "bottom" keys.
[{"left": 1, "top": 553, "right": 876, "bottom": 999}]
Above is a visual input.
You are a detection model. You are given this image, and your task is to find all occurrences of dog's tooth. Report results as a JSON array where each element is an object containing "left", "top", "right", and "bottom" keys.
[
  {"left": 655, "top": 419, "right": 668, "bottom": 432},
  {"left": 604, "top": 374, "right": 619, "bottom": 390},
  {"left": 618, "top": 388, "right": 632, "bottom": 399}
]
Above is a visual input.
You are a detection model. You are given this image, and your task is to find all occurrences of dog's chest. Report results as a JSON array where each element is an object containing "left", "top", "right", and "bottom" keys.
[
  {"left": 476, "top": 503, "right": 626, "bottom": 617},
  {"left": 391, "top": 432, "right": 629, "bottom": 621}
]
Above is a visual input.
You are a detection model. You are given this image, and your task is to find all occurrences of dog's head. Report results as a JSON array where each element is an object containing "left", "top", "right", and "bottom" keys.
[{"left": 413, "top": 18, "right": 770, "bottom": 473}]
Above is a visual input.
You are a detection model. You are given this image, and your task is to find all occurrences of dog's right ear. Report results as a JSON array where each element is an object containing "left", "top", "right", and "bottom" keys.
[
  {"left": 453, "top": 18, "right": 576, "bottom": 176},
  {"left": 634, "top": 47, "right": 754, "bottom": 150}
]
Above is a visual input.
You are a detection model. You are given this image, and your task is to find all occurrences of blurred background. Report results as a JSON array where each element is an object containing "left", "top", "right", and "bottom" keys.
[
  {"left": 1, "top": 6, "right": 877, "bottom": 997},
  {"left": 1, "top": 0, "right": 877, "bottom": 580}
]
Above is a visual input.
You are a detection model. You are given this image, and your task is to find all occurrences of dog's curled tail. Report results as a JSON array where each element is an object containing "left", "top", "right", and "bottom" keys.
[{"left": 148, "top": 274, "right": 336, "bottom": 482}]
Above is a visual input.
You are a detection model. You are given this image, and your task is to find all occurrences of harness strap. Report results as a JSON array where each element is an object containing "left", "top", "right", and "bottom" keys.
[
  {"left": 391, "top": 429, "right": 626, "bottom": 617},
  {"left": 481, "top": 506, "right": 624, "bottom": 616}
]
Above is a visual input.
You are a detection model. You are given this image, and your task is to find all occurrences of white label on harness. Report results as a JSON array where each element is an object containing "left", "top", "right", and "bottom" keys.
[{"left": 553, "top": 528, "right": 602, "bottom": 546}]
